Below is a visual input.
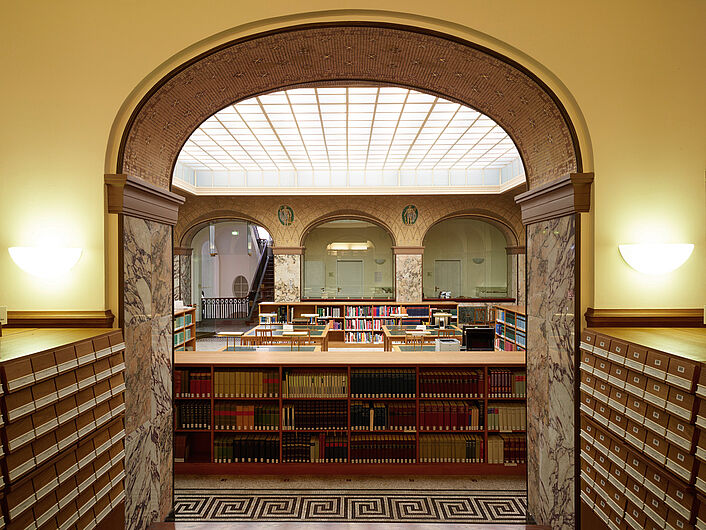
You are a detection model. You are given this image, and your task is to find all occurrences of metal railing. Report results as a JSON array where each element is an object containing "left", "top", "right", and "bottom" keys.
[{"left": 201, "top": 297, "right": 249, "bottom": 319}]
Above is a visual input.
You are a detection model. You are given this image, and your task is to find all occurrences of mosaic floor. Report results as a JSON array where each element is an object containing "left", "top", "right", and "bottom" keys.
[{"left": 174, "top": 488, "right": 528, "bottom": 523}]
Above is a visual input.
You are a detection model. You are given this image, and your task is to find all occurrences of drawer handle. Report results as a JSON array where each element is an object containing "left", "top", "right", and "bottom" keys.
[
  {"left": 616, "top": 369, "right": 622, "bottom": 375},
  {"left": 633, "top": 352, "right": 639, "bottom": 358},
  {"left": 633, "top": 484, "right": 639, "bottom": 492},
  {"left": 634, "top": 401, "right": 640, "bottom": 407},
  {"left": 677, "top": 521, "right": 684, "bottom": 529},
  {"left": 615, "top": 347, "right": 621, "bottom": 353},
  {"left": 616, "top": 392, "right": 622, "bottom": 398},
  {"left": 653, "top": 384, "right": 660, "bottom": 391},
  {"left": 653, "top": 474, "right": 661, "bottom": 482},
  {"left": 676, "top": 394, "right": 684, "bottom": 401},
  {"left": 653, "top": 439, "right": 660, "bottom": 447},
  {"left": 632, "top": 459, "right": 639, "bottom": 466},
  {"left": 653, "top": 411, "right": 660, "bottom": 419},
  {"left": 633, "top": 377, "right": 640, "bottom": 383},
  {"left": 652, "top": 500, "right": 658, "bottom": 507},
  {"left": 678, "top": 424, "right": 685, "bottom": 431},
  {"left": 678, "top": 453, "right": 685, "bottom": 461},
  {"left": 633, "top": 427, "right": 638, "bottom": 433},
  {"left": 677, "top": 491, "right": 684, "bottom": 499},
  {"left": 655, "top": 359, "right": 662, "bottom": 366},
  {"left": 678, "top": 366, "right": 685, "bottom": 373},
  {"left": 616, "top": 415, "right": 622, "bottom": 422}
]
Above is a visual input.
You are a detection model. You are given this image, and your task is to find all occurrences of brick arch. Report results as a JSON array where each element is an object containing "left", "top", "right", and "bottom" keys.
[
  {"left": 421, "top": 211, "right": 521, "bottom": 247},
  {"left": 176, "top": 209, "right": 276, "bottom": 247},
  {"left": 118, "top": 23, "right": 580, "bottom": 191},
  {"left": 299, "top": 210, "right": 397, "bottom": 247}
]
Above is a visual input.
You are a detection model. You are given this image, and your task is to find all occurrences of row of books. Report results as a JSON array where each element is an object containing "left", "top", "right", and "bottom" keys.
[
  {"left": 350, "top": 435, "right": 415, "bottom": 463},
  {"left": 174, "top": 369, "right": 211, "bottom": 398},
  {"left": 419, "top": 434, "right": 484, "bottom": 462},
  {"left": 488, "top": 370, "right": 526, "bottom": 397},
  {"left": 317, "top": 307, "right": 342, "bottom": 317},
  {"left": 344, "top": 331, "right": 383, "bottom": 343},
  {"left": 345, "top": 306, "right": 374, "bottom": 317},
  {"left": 350, "top": 402, "right": 416, "bottom": 431},
  {"left": 173, "top": 328, "right": 192, "bottom": 346},
  {"left": 214, "top": 435, "right": 279, "bottom": 463},
  {"left": 495, "top": 338, "right": 520, "bottom": 352},
  {"left": 282, "top": 372, "right": 347, "bottom": 398},
  {"left": 214, "top": 403, "right": 279, "bottom": 431},
  {"left": 175, "top": 401, "right": 210, "bottom": 430},
  {"left": 283, "top": 433, "right": 347, "bottom": 462},
  {"left": 213, "top": 369, "right": 280, "bottom": 398},
  {"left": 174, "top": 312, "right": 193, "bottom": 329},
  {"left": 372, "top": 305, "right": 403, "bottom": 317},
  {"left": 487, "top": 434, "right": 526, "bottom": 464},
  {"left": 350, "top": 369, "right": 416, "bottom": 398},
  {"left": 419, "top": 401, "right": 483, "bottom": 431},
  {"left": 487, "top": 404, "right": 526, "bottom": 432},
  {"left": 344, "top": 319, "right": 385, "bottom": 331},
  {"left": 282, "top": 402, "right": 347, "bottom": 430},
  {"left": 329, "top": 321, "right": 343, "bottom": 330},
  {"left": 419, "top": 371, "right": 484, "bottom": 398}
]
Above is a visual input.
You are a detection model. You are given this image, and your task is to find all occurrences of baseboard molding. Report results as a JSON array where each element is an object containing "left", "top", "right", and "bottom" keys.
[
  {"left": 585, "top": 307, "right": 705, "bottom": 328},
  {"left": 6, "top": 310, "right": 115, "bottom": 328}
]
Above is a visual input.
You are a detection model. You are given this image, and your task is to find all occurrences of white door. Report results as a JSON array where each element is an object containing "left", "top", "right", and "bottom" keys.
[
  {"left": 337, "top": 260, "right": 364, "bottom": 297},
  {"left": 434, "top": 260, "right": 461, "bottom": 297}
]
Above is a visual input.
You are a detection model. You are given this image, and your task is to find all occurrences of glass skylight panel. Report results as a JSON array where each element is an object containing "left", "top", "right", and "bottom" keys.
[{"left": 175, "top": 86, "right": 525, "bottom": 190}]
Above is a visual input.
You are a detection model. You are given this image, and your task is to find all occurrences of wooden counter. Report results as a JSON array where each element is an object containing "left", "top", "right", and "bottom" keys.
[
  {"left": 586, "top": 327, "right": 706, "bottom": 363},
  {"left": 0, "top": 328, "right": 118, "bottom": 362},
  {"left": 175, "top": 349, "right": 526, "bottom": 367}
]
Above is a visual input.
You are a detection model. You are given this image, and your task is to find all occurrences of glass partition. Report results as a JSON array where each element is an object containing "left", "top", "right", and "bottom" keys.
[
  {"left": 422, "top": 218, "right": 508, "bottom": 299},
  {"left": 303, "top": 220, "right": 394, "bottom": 299}
]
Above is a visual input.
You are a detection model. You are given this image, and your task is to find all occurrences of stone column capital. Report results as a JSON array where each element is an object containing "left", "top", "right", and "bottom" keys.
[
  {"left": 505, "top": 246, "right": 526, "bottom": 255},
  {"left": 174, "top": 246, "right": 193, "bottom": 256},
  {"left": 272, "top": 246, "right": 304, "bottom": 255}
]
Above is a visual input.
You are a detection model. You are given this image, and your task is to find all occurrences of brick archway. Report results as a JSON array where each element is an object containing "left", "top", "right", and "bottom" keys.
[
  {"left": 118, "top": 23, "right": 579, "bottom": 192},
  {"left": 113, "top": 22, "right": 585, "bottom": 530}
]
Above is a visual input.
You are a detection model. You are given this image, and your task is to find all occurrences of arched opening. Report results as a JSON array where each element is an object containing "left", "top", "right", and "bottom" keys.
[
  {"left": 422, "top": 217, "right": 512, "bottom": 299},
  {"left": 181, "top": 219, "right": 273, "bottom": 328},
  {"left": 112, "top": 21, "right": 584, "bottom": 530},
  {"left": 302, "top": 218, "right": 395, "bottom": 299}
]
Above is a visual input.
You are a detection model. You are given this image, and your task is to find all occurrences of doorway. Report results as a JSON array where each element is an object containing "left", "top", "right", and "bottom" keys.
[
  {"left": 434, "top": 259, "right": 461, "bottom": 298},
  {"left": 337, "top": 259, "right": 363, "bottom": 297}
]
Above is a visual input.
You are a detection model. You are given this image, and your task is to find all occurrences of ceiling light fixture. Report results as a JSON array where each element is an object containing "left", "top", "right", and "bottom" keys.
[
  {"left": 327, "top": 242, "right": 371, "bottom": 251},
  {"left": 9, "top": 247, "right": 83, "bottom": 278},
  {"left": 618, "top": 243, "right": 694, "bottom": 275}
]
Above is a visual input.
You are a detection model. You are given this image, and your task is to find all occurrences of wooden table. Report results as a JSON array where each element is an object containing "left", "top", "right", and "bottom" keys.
[
  {"left": 219, "top": 345, "right": 321, "bottom": 352},
  {"left": 241, "top": 323, "right": 331, "bottom": 351},
  {"left": 216, "top": 331, "right": 243, "bottom": 350},
  {"left": 382, "top": 325, "right": 463, "bottom": 351},
  {"left": 282, "top": 331, "right": 308, "bottom": 350}
]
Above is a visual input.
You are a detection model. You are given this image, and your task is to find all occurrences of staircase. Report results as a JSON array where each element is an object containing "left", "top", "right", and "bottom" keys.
[{"left": 260, "top": 258, "right": 274, "bottom": 302}]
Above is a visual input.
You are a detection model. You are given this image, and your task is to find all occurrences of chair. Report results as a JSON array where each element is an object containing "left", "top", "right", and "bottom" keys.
[
  {"left": 437, "top": 328, "right": 455, "bottom": 339},
  {"left": 405, "top": 333, "right": 425, "bottom": 350},
  {"left": 256, "top": 328, "right": 274, "bottom": 345}
]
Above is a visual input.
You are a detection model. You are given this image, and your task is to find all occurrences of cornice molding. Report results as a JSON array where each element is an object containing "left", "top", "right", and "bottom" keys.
[
  {"left": 174, "top": 247, "right": 193, "bottom": 256},
  {"left": 6, "top": 310, "right": 115, "bottom": 328},
  {"left": 515, "top": 172, "right": 594, "bottom": 225},
  {"left": 505, "top": 246, "right": 526, "bottom": 255},
  {"left": 272, "top": 246, "right": 304, "bottom": 255},
  {"left": 105, "top": 174, "right": 185, "bottom": 226},
  {"left": 393, "top": 246, "right": 425, "bottom": 255},
  {"left": 585, "top": 307, "right": 705, "bottom": 328}
]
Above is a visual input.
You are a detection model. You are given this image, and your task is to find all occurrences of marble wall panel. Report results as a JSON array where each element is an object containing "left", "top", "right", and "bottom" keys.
[
  {"left": 517, "top": 253, "right": 526, "bottom": 306},
  {"left": 526, "top": 215, "right": 576, "bottom": 530},
  {"left": 274, "top": 254, "right": 300, "bottom": 302},
  {"left": 173, "top": 255, "right": 180, "bottom": 302},
  {"left": 395, "top": 254, "right": 423, "bottom": 303},
  {"left": 123, "top": 216, "right": 174, "bottom": 530},
  {"left": 173, "top": 254, "right": 192, "bottom": 306}
]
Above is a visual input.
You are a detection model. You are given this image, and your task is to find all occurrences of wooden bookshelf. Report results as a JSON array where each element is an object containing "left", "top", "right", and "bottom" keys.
[
  {"left": 174, "top": 307, "right": 196, "bottom": 352},
  {"left": 259, "top": 302, "right": 461, "bottom": 346},
  {"left": 492, "top": 304, "right": 526, "bottom": 351},
  {"left": 579, "top": 327, "right": 706, "bottom": 530},
  {"left": 173, "top": 350, "right": 527, "bottom": 475},
  {"left": 0, "top": 328, "right": 126, "bottom": 530}
]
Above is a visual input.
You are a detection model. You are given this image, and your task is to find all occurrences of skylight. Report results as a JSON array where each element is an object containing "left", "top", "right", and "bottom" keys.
[{"left": 173, "top": 86, "right": 525, "bottom": 194}]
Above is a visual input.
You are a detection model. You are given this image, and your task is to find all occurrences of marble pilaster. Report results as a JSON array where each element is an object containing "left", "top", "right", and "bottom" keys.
[
  {"left": 123, "top": 216, "right": 173, "bottom": 530},
  {"left": 173, "top": 248, "right": 192, "bottom": 306},
  {"left": 525, "top": 215, "right": 576, "bottom": 530},
  {"left": 274, "top": 254, "right": 300, "bottom": 302},
  {"left": 395, "top": 254, "right": 423, "bottom": 303}
]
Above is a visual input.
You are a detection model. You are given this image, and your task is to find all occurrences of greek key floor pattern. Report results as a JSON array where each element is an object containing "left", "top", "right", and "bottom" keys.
[{"left": 174, "top": 488, "right": 529, "bottom": 523}]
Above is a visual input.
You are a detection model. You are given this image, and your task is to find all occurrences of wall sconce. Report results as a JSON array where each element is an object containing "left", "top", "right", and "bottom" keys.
[
  {"left": 618, "top": 243, "right": 694, "bottom": 275},
  {"left": 472, "top": 257, "right": 485, "bottom": 265},
  {"left": 374, "top": 258, "right": 386, "bottom": 265},
  {"left": 8, "top": 247, "right": 83, "bottom": 278}
]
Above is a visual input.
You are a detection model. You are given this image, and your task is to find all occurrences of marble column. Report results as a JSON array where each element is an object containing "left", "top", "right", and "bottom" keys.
[
  {"left": 394, "top": 247, "right": 423, "bottom": 303},
  {"left": 273, "top": 247, "right": 302, "bottom": 302},
  {"left": 173, "top": 247, "right": 192, "bottom": 306},
  {"left": 525, "top": 215, "right": 577, "bottom": 530},
  {"left": 123, "top": 216, "right": 173, "bottom": 530}
]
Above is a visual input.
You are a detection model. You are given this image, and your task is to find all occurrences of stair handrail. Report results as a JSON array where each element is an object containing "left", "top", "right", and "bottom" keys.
[{"left": 247, "top": 242, "right": 272, "bottom": 319}]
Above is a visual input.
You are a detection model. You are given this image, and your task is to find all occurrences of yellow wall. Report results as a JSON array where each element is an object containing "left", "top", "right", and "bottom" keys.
[{"left": 1, "top": 1, "right": 704, "bottom": 313}]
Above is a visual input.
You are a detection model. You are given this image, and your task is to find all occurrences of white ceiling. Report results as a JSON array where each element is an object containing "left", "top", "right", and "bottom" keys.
[{"left": 174, "top": 86, "right": 525, "bottom": 193}]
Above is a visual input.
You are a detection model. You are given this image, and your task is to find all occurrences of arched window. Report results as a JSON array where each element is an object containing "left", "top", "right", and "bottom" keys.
[
  {"left": 302, "top": 219, "right": 394, "bottom": 299},
  {"left": 422, "top": 218, "right": 509, "bottom": 299}
]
